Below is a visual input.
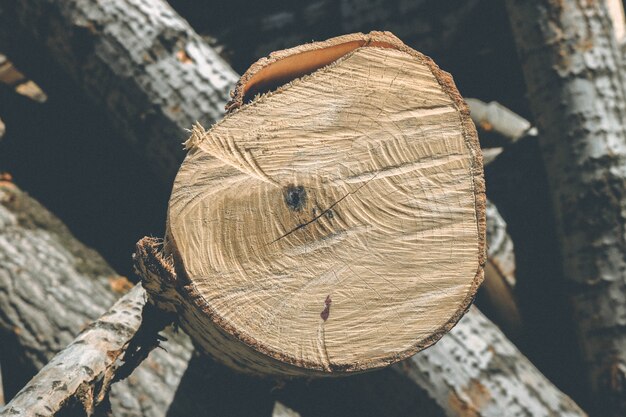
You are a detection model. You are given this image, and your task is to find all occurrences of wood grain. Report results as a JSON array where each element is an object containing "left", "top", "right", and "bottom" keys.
[{"left": 142, "top": 32, "right": 485, "bottom": 376}]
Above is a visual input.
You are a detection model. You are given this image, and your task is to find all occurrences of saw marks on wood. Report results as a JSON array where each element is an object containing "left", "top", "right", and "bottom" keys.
[{"left": 165, "top": 32, "right": 484, "bottom": 375}]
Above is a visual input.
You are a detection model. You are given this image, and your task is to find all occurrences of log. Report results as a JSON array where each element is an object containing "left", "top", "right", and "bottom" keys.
[
  {"left": 506, "top": 0, "right": 626, "bottom": 414},
  {"left": 0, "top": 285, "right": 151, "bottom": 416},
  {"left": 0, "top": 0, "right": 583, "bottom": 410},
  {"left": 0, "top": 0, "right": 238, "bottom": 184},
  {"left": 137, "top": 31, "right": 486, "bottom": 377},
  {"left": 0, "top": 180, "right": 263, "bottom": 416},
  {"left": 392, "top": 305, "right": 583, "bottom": 417}
]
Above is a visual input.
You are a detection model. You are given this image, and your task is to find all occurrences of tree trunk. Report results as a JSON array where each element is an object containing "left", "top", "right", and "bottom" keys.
[
  {"left": 506, "top": 1, "right": 626, "bottom": 414},
  {"left": 0, "top": 181, "right": 273, "bottom": 416},
  {"left": 0, "top": 0, "right": 238, "bottom": 184}
]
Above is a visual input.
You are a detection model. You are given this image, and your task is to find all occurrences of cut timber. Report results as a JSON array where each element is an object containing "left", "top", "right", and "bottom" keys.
[{"left": 139, "top": 32, "right": 486, "bottom": 376}]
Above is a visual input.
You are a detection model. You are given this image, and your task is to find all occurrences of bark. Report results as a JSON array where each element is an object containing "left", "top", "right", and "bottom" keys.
[
  {"left": 1, "top": 285, "right": 151, "bottom": 416},
  {"left": 394, "top": 306, "right": 584, "bottom": 417},
  {"left": 506, "top": 1, "right": 626, "bottom": 414},
  {"left": 0, "top": 0, "right": 238, "bottom": 184},
  {"left": 0, "top": 181, "right": 221, "bottom": 417}
]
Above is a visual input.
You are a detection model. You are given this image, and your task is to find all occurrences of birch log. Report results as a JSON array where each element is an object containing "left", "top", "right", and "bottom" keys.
[
  {"left": 0, "top": 285, "right": 151, "bottom": 416},
  {"left": 0, "top": 0, "right": 238, "bottom": 184},
  {"left": 506, "top": 1, "right": 626, "bottom": 414}
]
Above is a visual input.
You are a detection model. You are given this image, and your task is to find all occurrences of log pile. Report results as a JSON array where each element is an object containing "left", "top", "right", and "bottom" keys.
[{"left": 0, "top": 0, "right": 623, "bottom": 415}]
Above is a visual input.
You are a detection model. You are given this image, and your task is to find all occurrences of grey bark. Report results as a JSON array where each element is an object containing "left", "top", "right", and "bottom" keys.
[
  {"left": 506, "top": 1, "right": 626, "bottom": 414},
  {"left": 395, "top": 306, "right": 583, "bottom": 417},
  {"left": 0, "top": 0, "right": 238, "bottom": 184},
  {"left": 0, "top": 285, "right": 150, "bottom": 416},
  {"left": 0, "top": 182, "right": 195, "bottom": 416}
]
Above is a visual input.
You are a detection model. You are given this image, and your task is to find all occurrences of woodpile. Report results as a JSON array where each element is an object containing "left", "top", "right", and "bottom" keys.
[{"left": 0, "top": 0, "right": 623, "bottom": 416}]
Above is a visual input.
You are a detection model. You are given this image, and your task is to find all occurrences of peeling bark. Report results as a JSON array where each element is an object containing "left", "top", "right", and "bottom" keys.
[
  {"left": 506, "top": 1, "right": 626, "bottom": 414},
  {"left": 1, "top": 285, "right": 150, "bottom": 416}
]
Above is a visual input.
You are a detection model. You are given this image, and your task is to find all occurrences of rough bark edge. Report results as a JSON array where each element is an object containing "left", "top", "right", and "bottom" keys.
[
  {"left": 174, "top": 31, "right": 486, "bottom": 374},
  {"left": 137, "top": 236, "right": 337, "bottom": 376}
]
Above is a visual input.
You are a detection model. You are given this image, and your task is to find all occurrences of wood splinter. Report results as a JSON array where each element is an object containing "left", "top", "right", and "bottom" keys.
[{"left": 135, "top": 31, "right": 486, "bottom": 377}]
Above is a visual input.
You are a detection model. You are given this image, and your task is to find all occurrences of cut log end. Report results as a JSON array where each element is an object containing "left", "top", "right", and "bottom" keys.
[{"left": 138, "top": 31, "right": 485, "bottom": 377}]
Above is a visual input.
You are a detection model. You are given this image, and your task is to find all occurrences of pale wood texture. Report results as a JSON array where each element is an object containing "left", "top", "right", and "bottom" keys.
[
  {"left": 506, "top": 1, "right": 626, "bottom": 414},
  {"left": 141, "top": 32, "right": 485, "bottom": 376}
]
